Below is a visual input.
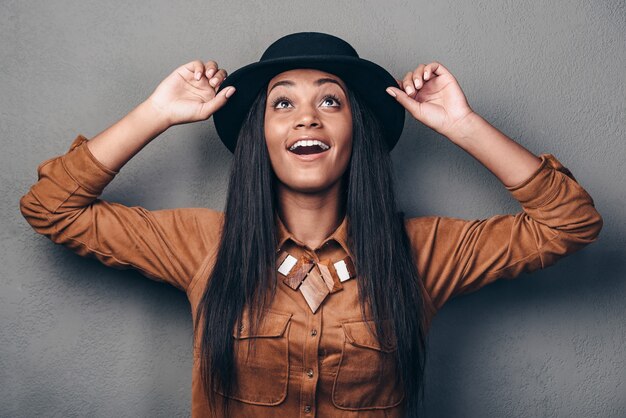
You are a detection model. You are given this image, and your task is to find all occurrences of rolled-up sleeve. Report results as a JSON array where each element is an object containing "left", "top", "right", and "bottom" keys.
[
  {"left": 19, "top": 134, "right": 223, "bottom": 293},
  {"left": 405, "top": 153, "right": 603, "bottom": 312}
]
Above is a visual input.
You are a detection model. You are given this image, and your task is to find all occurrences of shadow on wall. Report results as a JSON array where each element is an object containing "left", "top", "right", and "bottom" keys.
[{"left": 422, "top": 246, "right": 624, "bottom": 417}]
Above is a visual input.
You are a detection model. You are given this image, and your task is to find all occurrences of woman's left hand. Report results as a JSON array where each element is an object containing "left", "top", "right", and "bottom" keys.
[{"left": 386, "top": 62, "right": 475, "bottom": 139}]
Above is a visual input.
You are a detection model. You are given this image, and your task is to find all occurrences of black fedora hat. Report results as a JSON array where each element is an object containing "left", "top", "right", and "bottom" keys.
[{"left": 212, "top": 31, "right": 405, "bottom": 154}]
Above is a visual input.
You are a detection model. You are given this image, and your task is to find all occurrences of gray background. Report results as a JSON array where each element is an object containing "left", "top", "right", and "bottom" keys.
[{"left": 2, "top": 0, "right": 624, "bottom": 417}]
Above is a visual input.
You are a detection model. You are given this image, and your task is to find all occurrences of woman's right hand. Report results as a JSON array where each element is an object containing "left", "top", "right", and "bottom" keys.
[{"left": 146, "top": 59, "right": 236, "bottom": 128}]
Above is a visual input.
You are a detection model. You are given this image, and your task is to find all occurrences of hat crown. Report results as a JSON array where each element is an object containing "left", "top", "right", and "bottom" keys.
[{"left": 260, "top": 32, "right": 360, "bottom": 61}]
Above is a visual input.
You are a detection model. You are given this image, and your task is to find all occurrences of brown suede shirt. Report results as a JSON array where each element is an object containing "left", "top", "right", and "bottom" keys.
[{"left": 20, "top": 134, "right": 603, "bottom": 417}]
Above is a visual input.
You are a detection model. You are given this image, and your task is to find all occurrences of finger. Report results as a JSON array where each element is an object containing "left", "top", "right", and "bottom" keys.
[
  {"left": 209, "top": 68, "right": 228, "bottom": 88},
  {"left": 402, "top": 71, "right": 417, "bottom": 98},
  {"left": 386, "top": 86, "right": 423, "bottom": 119},
  {"left": 412, "top": 63, "right": 427, "bottom": 90},
  {"left": 204, "top": 60, "right": 219, "bottom": 79},
  {"left": 200, "top": 86, "right": 237, "bottom": 119},
  {"left": 184, "top": 60, "right": 207, "bottom": 81},
  {"left": 424, "top": 61, "right": 447, "bottom": 80},
  {"left": 209, "top": 68, "right": 226, "bottom": 88}
]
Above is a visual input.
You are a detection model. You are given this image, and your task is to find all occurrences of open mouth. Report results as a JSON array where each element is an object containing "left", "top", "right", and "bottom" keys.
[
  {"left": 287, "top": 139, "right": 331, "bottom": 156},
  {"left": 289, "top": 144, "right": 330, "bottom": 155}
]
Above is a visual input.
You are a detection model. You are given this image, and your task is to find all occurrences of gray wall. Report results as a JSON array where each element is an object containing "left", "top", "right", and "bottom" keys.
[{"left": 2, "top": 1, "right": 624, "bottom": 417}]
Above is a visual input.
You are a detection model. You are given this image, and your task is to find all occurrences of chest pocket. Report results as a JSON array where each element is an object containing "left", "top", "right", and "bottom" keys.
[
  {"left": 213, "top": 309, "right": 292, "bottom": 405},
  {"left": 332, "top": 319, "right": 405, "bottom": 410}
]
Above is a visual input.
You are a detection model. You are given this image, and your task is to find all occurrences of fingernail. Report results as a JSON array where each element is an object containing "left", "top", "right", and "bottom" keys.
[
  {"left": 414, "top": 78, "right": 421, "bottom": 88},
  {"left": 210, "top": 77, "right": 218, "bottom": 86},
  {"left": 225, "top": 87, "right": 236, "bottom": 98},
  {"left": 386, "top": 87, "right": 396, "bottom": 97},
  {"left": 206, "top": 68, "right": 216, "bottom": 78},
  {"left": 195, "top": 71, "right": 201, "bottom": 81}
]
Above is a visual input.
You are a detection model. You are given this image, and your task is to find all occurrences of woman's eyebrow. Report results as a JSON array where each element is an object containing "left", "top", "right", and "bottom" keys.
[{"left": 268, "top": 78, "right": 343, "bottom": 94}]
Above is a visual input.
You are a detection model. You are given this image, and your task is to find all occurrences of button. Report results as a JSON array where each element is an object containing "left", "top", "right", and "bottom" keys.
[
  {"left": 310, "top": 329, "right": 317, "bottom": 336},
  {"left": 304, "top": 405, "right": 312, "bottom": 413},
  {"left": 306, "top": 368, "right": 314, "bottom": 378}
]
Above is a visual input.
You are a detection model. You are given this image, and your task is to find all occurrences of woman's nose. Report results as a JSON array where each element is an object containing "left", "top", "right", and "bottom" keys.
[{"left": 294, "top": 106, "right": 321, "bottom": 128}]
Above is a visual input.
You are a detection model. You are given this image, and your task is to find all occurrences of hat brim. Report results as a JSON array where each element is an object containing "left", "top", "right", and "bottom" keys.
[{"left": 213, "top": 55, "right": 405, "bottom": 154}]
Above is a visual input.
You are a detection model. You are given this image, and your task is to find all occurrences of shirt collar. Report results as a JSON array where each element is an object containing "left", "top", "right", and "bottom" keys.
[{"left": 275, "top": 210, "right": 352, "bottom": 258}]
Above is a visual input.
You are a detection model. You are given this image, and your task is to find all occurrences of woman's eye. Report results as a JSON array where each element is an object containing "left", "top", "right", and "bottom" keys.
[
  {"left": 322, "top": 96, "right": 340, "bottom": 107},
  {"left": 271, "top": 96, "right": 292, "bottom": 109}
]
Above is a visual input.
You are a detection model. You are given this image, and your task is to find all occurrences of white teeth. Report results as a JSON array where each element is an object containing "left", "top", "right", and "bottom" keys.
[{"left": 289, "top": 139, "right": 330, "bottom": 151}]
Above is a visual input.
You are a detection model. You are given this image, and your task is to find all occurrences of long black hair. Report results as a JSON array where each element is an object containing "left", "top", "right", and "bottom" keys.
[{"left": 194, "top": 80, "right": 429, "bottom": 417}]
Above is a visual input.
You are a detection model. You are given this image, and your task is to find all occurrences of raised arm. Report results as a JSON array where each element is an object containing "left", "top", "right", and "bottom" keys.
[
  {"left": 388, "top": 61, "right": 544, "bottom": 187},
  {"left": 387, "top": 62, "right": 603, "bottom": 311},
  {"left": 87, "top": 59, "right": 235, "bottom": 172},
  {"left": 19, "top": 59, "right": 236, "bottom": 294},
  {"left": 404, "top": 152, "right": 602, "bottom": 311}
]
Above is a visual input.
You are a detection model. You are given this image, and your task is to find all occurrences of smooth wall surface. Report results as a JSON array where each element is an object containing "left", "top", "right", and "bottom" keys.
[{"left": 2, "top": 1, "right": 624, "bottom": 417}]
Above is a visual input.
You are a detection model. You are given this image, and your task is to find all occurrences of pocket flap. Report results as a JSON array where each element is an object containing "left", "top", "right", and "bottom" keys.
[
  {"left": 341, "top": 320, "right": 397, "bottom": 352},
  {"left": 233, "top": 310, "right": 292, "bottom": 339}
]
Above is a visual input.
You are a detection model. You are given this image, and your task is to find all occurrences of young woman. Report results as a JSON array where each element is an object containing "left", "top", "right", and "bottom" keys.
[{"left": 20, "top": 32, "right": 602, "bottom": 418}]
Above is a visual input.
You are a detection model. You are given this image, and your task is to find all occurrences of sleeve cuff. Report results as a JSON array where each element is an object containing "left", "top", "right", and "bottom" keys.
[
  {"left": 61, "top": 134, "right": 118, "bottom": 194},
  {"left": 505, "top": 153, "right": 577, "bottom": 208}
]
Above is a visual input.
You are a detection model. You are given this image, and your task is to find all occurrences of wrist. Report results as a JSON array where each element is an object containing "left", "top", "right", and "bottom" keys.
[
  {"left": 139, "top": 98, "right": 172, "bottom": 134},
  {"left": 443, "top": 111, "right": 485, "bottom": 145}
]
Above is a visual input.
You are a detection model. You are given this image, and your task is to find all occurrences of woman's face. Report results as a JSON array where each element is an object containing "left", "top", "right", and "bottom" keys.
[{"left": 264, "top": 68, "right": 353, "bottom": 194}]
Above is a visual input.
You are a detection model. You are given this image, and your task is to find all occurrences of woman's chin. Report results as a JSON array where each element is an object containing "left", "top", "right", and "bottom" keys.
[{"left": 278, "top": 178, "right": 340, "bottom": 195}]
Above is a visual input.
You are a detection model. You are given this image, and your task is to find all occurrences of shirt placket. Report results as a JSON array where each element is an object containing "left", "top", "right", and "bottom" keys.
[
  {"left": 300, "top": 248, "right": 322, "bottom": 417},
  {"left": 279, "top": 237, "right": 347, "bottom": 417}
]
